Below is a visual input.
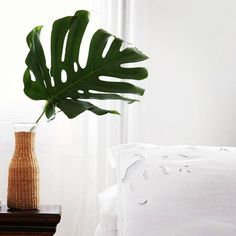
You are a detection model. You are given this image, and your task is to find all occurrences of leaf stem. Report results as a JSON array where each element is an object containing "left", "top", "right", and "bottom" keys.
[
  {"left": 35, "top": 109, "right": 45, "bottom": 124},
  {"left": 35, "top": 102, "right": 48, "bottom": 124},
  {"left": 29, "top": 102, "right": 47, "bottom": 132}
]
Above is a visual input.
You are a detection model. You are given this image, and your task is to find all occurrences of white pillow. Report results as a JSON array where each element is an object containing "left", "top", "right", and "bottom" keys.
[
  {"left": 95, "top": 185, "right": 118, "bottom": 236},
  {"left": 110, "top": 144, "right": 236, "bottom": 236}
]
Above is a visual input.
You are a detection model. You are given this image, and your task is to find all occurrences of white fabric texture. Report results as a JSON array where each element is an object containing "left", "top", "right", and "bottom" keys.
[
  {"left": 110, "top": 144, "right": 236, "bottom": 236},
  {"left": 95, "top": 225, "right": 118, "bottom": 236},
  {"left": 95, "top": 185, "right": 118, "bottom": 236}
]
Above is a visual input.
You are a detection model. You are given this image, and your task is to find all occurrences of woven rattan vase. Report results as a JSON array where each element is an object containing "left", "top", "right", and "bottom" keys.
[{"left": 7, "top": 123, "right": 39, "bottom": 210}]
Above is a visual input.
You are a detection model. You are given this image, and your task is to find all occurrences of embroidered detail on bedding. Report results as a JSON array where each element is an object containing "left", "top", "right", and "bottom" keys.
[{"left": 138, "top": 200, "right": 148, "bottom": 206}]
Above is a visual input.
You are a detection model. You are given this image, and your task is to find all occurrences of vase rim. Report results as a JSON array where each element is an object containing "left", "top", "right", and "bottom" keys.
[
  {"left": 14, "top": 123, "right": 38, "bottom": 132},
  {"left": 13, "top": 122, "right": 37, "bottom": 125}
]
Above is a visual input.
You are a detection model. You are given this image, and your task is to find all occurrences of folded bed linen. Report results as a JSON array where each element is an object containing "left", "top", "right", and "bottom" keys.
[{"left": 110, "top": 144, "right": 236, "bottom": 236}]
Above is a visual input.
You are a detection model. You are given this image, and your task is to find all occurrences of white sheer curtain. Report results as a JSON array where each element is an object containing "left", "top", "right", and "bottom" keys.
[{"left": 0, "top": 0, "right": 126, "bottom": 235}]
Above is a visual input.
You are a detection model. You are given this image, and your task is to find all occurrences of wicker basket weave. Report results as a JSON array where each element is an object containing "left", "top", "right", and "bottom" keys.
[{"left": 7, "top": 132, "right": 39, "bottom": 210}]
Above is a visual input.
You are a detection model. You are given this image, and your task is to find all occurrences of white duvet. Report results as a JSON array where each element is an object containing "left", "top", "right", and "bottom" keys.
[
  {"left": 95, "top": 185, "right": 118, "bottom": 236},
  {"left": 111, "top": 144, "right": 236, "bottom": 236},
  {"left": 94, "top": 225, "right": 117, "bottom": 236}
]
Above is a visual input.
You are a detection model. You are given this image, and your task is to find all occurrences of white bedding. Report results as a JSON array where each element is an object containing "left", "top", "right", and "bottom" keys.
[
  {"left": 95, "top": 185, "right": 118, "bottom": 236},
  {"left": 94, "top": 225, "right": 117, "bottom": 236},
  {"left": 110, "top": 144, "right": 236, "bottom": 236}
]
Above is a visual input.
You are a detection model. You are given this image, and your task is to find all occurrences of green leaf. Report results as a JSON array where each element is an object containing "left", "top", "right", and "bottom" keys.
[
  {"left": 24, "top": 10, "right": 148, "bottom": 120},
  {"left": 23, "top": 68, "right": 47, "bottom": 100},
  {"left": 45, "top": 102, "right": 55, "bottom": 119},
  {"left": 57, "top": 100, "right": 120, "bottom": 118}
]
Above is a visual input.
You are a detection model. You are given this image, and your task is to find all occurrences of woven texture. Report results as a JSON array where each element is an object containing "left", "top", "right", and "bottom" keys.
[{"left": 7, "top": 132, "right": 39, "bottom": 210}]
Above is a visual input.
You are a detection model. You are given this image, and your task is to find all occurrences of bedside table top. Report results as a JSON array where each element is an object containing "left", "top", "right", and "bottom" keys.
[
  {"left": 0, "top": 205, "right": 61, "bottom": 215},
  {"left": 0, "top": 205, "right": 62, "bottom": 233}
]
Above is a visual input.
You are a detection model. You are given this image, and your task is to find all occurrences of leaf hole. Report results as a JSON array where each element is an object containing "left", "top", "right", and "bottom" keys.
[
  {"left": 74, "top": 62, "right": 78, "bottom": 72},
  {"left": 120, "top": 63, "right": 130, "bottom": 68},
  {"left": 79, "top": 22, "right": 94, "bottom": 69},
  {"left": 43, "top": 80, "right": 47, "bottom": 88},
  {"left": 120, "top": 41, "right": 132, "bottom": 52},
  {"left": 78, "top": 90, "right": 84, "bottom": 94},
  {"left": 61, "top": 31, "right": 69, "bottom": 62},
  {"left": 88, "top": 89, "right": 107, "bottom": 94},
  {"left": 51, "top": 77, "right": 55, "bottom": 87},
  {"left": 61, "top": 70, "right": 67, "bottom": 83},
  {"left": 102, "top": 36, "right": 115, "bottom": 58},
  {"left": 29, "top": 70, "right": 36, "bottom": 82},
  {"left": 121, "top": 61, "right": 143, "bottom": 68},
  {"left": 66, "top": 97, "right": 72, "bottom": 100},
  {"left": 99, "top": 76, "right": 118, "bottom": 82}
]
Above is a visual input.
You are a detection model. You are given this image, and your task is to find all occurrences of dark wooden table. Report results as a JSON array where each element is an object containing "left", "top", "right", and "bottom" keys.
[{"left": 0, "top": 205, "right": 61, "bottom": 236}]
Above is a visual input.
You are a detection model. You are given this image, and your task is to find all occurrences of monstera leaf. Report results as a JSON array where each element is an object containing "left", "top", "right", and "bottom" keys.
[{"left": 24, "top": 10, "right": 148, "bottom": 122}]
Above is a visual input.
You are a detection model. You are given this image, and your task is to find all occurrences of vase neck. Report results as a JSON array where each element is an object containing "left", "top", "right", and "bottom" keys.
[{"left": 14, "top": 132, "right": 35, "bottom": 152}]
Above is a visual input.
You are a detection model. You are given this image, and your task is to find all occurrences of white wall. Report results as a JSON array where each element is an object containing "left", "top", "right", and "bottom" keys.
[{"left": 127, "top": 0, "right": 236, "bottom": 146}]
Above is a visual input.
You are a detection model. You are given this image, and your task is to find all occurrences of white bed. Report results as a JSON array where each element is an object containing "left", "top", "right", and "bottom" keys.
[
  {"left": 96, "top": 144, "right": 236, "bottom": 236},
  {"left": 95, "top": 185, "right": 118, "bottom": 236},
  {"left": 94, "top": 225, "right": 117, "bottom": 236}
]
